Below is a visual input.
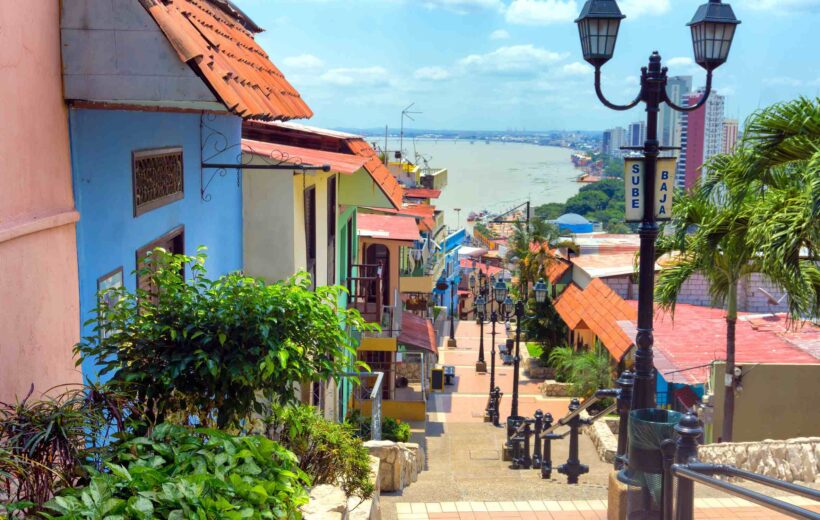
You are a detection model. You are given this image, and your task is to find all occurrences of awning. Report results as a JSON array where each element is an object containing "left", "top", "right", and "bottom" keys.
[
  {"left": 358, "top": 213, "right": 421, "bottom": 242},
  {"left": 242, "top": 139, "right": 366, "bottom": 174},
  {"left": 398, "top": 311, "right": 438, "bottom": 357}
]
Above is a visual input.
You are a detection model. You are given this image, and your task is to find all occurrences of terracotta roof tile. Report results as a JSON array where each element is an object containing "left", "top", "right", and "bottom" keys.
[
  {"left": 546, "top": 259, "right": 571, "bottom": 284},
  {"left": 347, "top": 140, "right": 404, "bottom": 210},
  {"left": 553, "top": 283, "right": 586, "bottom": 330},
  {"left": 144, "top": 0, "right": 312, "bottom": 121}
]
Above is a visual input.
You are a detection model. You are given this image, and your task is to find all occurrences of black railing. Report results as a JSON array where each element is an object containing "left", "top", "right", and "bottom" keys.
[{"left": 670, "top": 413, "right": 820, "bottom": 520}]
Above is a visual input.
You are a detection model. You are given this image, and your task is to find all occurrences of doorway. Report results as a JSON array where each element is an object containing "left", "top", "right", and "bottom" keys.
[{"left": 365, "top": 243, "right": 390, "bottom": 306}]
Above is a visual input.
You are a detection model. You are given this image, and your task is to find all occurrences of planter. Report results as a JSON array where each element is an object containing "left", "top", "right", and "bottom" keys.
[{"left": 538, "top": 380, "right": 573, "bottom": 397}]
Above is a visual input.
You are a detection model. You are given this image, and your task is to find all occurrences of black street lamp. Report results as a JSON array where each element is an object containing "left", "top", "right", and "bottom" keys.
[
  {"left": 475, "top": 294, "right": 487, "bottom": 372},
  {"left": 507, "top": 299, "right": 526, "bottom": 431},
  {"left": 485, "top": 296, "right": 511, "bottom": 425},
  {"left": 575, "top": 0, "right": 739, "bottom": 410},
  {"left": 534, "top": 279, "right": 548, "bottom": 305}
]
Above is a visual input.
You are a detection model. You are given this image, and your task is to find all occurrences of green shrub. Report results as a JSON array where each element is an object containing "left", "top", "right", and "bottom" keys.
[
  {"left": 548, "top": 345, "right": 613, "bottom": 398},
  {"left": 381, "top": 417, "right": 411, "bottom": 443},
  {"left": 42, "top": 423, "right": 309, "bottom": 520},
  {"left": 75, "top": 248, "right": 372, "bottom": 430},
  {"left": 266, "top": 405, "right": 374, "bottom": 499}
]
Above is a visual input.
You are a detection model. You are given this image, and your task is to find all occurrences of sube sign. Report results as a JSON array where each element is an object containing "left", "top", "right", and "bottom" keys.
[{"left": 624, "top": 158, "right": 676, "bottom": 222}]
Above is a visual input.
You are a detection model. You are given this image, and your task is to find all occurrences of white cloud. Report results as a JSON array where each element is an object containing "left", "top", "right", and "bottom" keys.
[
  {"left": 490, "top": 29, "right": 511, "bottom": 40},
  {"left": 460, "top": 45, "right": 568, "bottom": 74},
  {"left": 422, "top": 0, "right": 504, "bottom": 13},
  {"left": 282, "top": 54, "right": 324, "bottom": 71},
  {"left": 559, "top": 61, "right": 592, "bottom": 76},
  {"left": 746, "top": 0, "right": 819, "bottom": 12},
  {"left": 414, "top": 66, "right": 451, "bottom": 81},
  {"left": 320, "top": 67, "right": 391, "bottom": 87},
  {"left": 505, "top": 0, "right": 578, "bottom": 26},
  {"left": 666, "top": 57, "right": 693, "bottom": 68},
  {"left": 618, "top": 0, "right": 671, "bottom": 18}
]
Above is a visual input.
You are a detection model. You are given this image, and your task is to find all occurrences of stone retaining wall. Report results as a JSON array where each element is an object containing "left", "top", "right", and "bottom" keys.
[
  {"left": 698, "top": 437, "right": 820, "bottom": 483},
  {"left": 583, "top": 415, "right": 618, "bottom": 464},
  {"left": 364, "top": 440, "right": 425, "bottom": 492},
  {"left": 539, "top": 380, "right": 573, "bottom": 397},
  {"left": 303, "top": 455, "right": 382, "bottom": 520}
]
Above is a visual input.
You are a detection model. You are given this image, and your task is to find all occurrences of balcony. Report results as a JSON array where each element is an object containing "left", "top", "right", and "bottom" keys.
[
  {"left": 399, "top": 245, "right": 445, "bottom": 295},
  {"left": 348, "top": 263, "right": 401, "bottom": 339}
]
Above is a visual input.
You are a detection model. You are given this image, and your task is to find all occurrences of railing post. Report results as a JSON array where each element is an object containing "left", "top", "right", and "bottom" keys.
[
  {"left": 615, "top": 371, "right": 634, "bottom": 470},
  {"left": 558, "top": 398, "right": 589, "bottom": 484},
  {"left": 532, "top": 410, "right": 544, "bottom": 469},
  {"left": 674, "top": 413, "right": 702, "bottom": 520},
  {"left": 491, "top": 387, "right": 503, "bottom": 427},
  {"left": 520, "top": 420, "right": 533, "bottom": 469}
]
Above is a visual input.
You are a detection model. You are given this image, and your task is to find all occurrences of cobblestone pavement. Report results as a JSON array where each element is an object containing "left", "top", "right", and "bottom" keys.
[{"left": 381, "top": 320, "right": 818, "bottom": 520}]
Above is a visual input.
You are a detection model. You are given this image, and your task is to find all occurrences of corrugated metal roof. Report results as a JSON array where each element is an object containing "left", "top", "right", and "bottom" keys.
[
  {"left": 619, "top": 306, "right": 820, "bottom": 385},
  {"left": 242, "top": 139, "right": 366, "bottom": 174},
  {"left": 143, "top": 0, "right": 312, "bottom": 121},
  {"left": 357, "top": 213, "right": 421, "bottom": 242},
  {"left": 398, "top": 311, "right": 438, "bottom": 357}
]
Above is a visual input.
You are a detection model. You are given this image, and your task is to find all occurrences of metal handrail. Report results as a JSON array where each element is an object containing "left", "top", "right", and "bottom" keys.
[
  {"left": 540, "top": 389, "right": 617, "bottom": 438},
  {"left": 671, "top": 464, "right": 819, "bottom": 519},
  {"left": 540, "top": 401, "right": 616, "bottom": 439},
  {"left": 344, "top": 371, "right": 384, "bottom": 441}
]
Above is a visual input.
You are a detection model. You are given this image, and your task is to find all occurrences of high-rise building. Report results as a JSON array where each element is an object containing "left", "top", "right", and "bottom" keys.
[
  {"left": 723, "top": 118, "right": 739, "bottom": 154},
  {"left": 628, "top": 121, "right": 646, "bottom": 147},
  {"left": 683, "top": 90, "right": 725, "bottom": 190},
  {"left": 602, "top": 126, "right": 627, "bottom": 157},
  {"left": 675, "top": 104, "right": 690, "bottom": 189},
  {"left": 658, "top": 76, "right": 692, "bottom": 149}
]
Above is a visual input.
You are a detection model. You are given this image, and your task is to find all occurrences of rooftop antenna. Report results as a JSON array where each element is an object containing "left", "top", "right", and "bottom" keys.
[
  {"left": 384, "top": 125, "right": 389, "bottom": 166},
  {"left": 757, "top": 287, "right": 787, "bottom": 316},
  {"left": 400, "top": 103, "right": 421, "bottom": 169}
]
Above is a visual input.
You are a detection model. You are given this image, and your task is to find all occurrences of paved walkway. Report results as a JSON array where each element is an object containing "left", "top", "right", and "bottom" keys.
[{"left": 382, "top": 320, "right": 819, "bottom": 520}]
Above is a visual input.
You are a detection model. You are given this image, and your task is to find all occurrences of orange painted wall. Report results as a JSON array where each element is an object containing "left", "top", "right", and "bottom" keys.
[{"left": 0, "top": 2, "right": 81, "bottom": 400}]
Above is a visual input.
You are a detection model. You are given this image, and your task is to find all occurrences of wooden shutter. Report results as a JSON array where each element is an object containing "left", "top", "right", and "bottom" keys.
[
  {"left": 304, "top": 186, "right": 316, "bottom": 289},
  {"left": 327, "top": 176, "right": 337, "bottom": 285}
]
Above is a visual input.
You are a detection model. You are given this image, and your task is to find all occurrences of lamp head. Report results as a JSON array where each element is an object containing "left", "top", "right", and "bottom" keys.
[
  {"left": 688, "top": 0, "right": 740, "bottom": 71},
  {"left": 575, "top": 0, "right": 625, "bottom": 67}
]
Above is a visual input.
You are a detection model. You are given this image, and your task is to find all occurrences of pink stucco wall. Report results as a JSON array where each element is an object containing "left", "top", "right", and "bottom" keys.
[{"left": 0, "top": 2, "right": 81, "bottom": 400}]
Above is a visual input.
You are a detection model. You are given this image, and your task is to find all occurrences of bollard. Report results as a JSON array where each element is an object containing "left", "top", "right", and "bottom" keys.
[
  {"left": 532, "top": 410, "right": 544, "bottom": 469},
  {"left": 491, "top": 387, "right": 503, "bottom": 427},
  {"left": 519, "top": 420, "right": 533, "bottom": 469},
  {"left": 674, "top": 413, "right": 702, "bottom": 520},
  {"left": 615, "top": 371, "right": 634, "bottom": 470},
  {"left": 557, "top": 398, "right": 590, "bottom": 484}
]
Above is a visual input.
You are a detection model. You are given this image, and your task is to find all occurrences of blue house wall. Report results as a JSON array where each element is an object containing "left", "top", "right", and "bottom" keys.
[{"left": 70, "top": 108, "right": 243, "bottom": 381}]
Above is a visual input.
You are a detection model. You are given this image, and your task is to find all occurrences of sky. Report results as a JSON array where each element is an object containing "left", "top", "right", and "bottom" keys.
[{"left": 241, "top": 0, "right": 820, "bottom": 132}]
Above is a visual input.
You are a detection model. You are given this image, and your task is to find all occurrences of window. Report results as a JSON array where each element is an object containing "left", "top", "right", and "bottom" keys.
[
  {"left": 132, "top": 148, "right": 184, "bottom": 216},
  {"left": 304, "top": 186, "right": 316, "bottom": 289},
  {"left": 136, "top": 226, "right": 184, "bottom": 299},
  {"left": 327, "top": 176, "right": 337, "bottom": 285},
  {"left": 311, "top": 381, "right": 325, "bottom": 411}
]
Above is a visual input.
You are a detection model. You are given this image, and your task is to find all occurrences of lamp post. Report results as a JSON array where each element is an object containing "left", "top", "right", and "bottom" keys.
[
  {"left": 475, "top": 294, "right": 487, "bottom": 372},
  {"left": 486, "top": 288, "right": 512, "bottom": 424},
  {"left": 575, "top": 0, "right": 739, "bottom": 410},
  {"left": 448, "top": 278, "right": 457, "bottom": 348}
]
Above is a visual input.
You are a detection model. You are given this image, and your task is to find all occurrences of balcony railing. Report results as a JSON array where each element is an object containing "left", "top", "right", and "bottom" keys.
[{"left": 349, "top": 263, "right": 382, "bottom": 324}]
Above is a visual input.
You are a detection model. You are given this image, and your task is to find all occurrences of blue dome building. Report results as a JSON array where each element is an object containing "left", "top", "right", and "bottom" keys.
[{"left": 553, "top": 213, "right": 594, "bottom": 234}]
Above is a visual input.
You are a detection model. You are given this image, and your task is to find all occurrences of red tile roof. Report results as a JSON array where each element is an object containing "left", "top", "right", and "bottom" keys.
[
  {"left": 553, "top": 279, "right": 637, "bottom": 361},
  {"left": 398, "top": 311, "right": 438, "bottom": 357},
  {"left": 546, "top": 259, "right": 571, "bottom": 284},
  {"left": 364, "top": 204, "right": 437, "bottom": 232},
  {"left": 460, "top": 258, "right": 503, "bottom": 278},
  {"left": 241, "top": 139, "right": 366, "bottom": 174},
  {"left": 144, "top": 0, "right": 312, "bottom": 120},
  {"left": 553, "top": 283, "right": 586, "bottom": 330},
  {"left": 619, "top": 305, "right": 820, "bottom": 385},
  {"left": 404, "top": 188, "right": 442, "bottom": 199},
  {"left": 346, "top": 140, "right": 405, "bottom": 210},
  {"left": 357, "top": 213, "right": 421, "bottom": 242}
]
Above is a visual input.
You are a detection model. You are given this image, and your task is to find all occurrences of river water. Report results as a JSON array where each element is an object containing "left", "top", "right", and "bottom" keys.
[{"left": 377, "top": 139, "right": 582, "bottom": 229}]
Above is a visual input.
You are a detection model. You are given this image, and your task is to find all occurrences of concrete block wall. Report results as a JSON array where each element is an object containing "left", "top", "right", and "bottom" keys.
[{"left": 602, "top": 272, "right": 789, "bottom": 314}]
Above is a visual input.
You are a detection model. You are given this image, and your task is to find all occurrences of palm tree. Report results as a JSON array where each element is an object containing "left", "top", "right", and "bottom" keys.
[{"left": 656, "top": 97, "right": 819, "bottom": 441}]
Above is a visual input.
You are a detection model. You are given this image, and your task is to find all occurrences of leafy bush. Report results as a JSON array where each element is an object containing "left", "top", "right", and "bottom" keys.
[
  {"left": 382, "top": 417, "right": 411, "bottom": 443},
  {"left": 265, "top": 405, "right": 374, "bottom": 499},
  {"left": 43, "top": 423, "right": 309, "bottom": 520},
  {"left": 346, "top": 412, "right": 411, "bottom": 443},
  {"left": 76, "top": 248, "right": 372, "bottom": 430},
  {"left": 548, "top": 345, "right": 613, "bottom": 398}
]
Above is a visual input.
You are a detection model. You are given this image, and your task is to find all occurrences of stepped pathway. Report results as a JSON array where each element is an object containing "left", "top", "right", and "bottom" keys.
[{"left": 380, "top": 319, "right": 818, "bottom": 520}]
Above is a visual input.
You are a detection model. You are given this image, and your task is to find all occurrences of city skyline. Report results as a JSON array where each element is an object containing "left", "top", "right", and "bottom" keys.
[{"left": 240, "top": 0, "right": 819, "bottom": 131}]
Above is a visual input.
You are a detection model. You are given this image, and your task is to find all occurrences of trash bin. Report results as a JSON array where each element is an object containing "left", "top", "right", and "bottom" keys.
[{"left": 618, "top": 408, "right": 682, "bottom": 520}]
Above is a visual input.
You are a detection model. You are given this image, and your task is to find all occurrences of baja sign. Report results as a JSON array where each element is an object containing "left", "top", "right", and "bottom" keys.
[{"left": 624, "top": 157, "right": 676, "bottom": 222}]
